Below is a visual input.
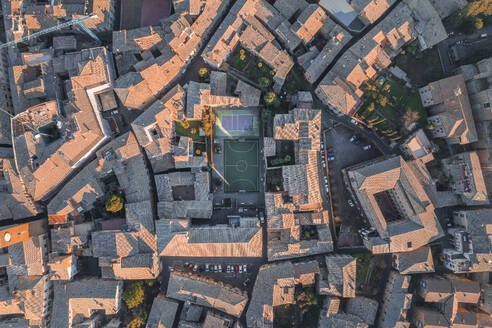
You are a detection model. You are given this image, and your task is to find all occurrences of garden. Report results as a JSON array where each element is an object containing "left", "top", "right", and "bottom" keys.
[
  {"left": 354, "top": 76, "right": 427, "bottom": 143},
  {"left": 266, "top": 140, "right": 296, "bottom": 167},
  {"left": 353, "top": 253, "right": 371, "bottom": 290},
  {"left": 229, "top": 47, "right": 275, "bottom": 89},
  {"left": 266, "top": 168, "right": 283, "bottom": 192},
  {"left": 393, "top": 40, "right": 443, "bottom": 87},
  {"left": 228, "top": 47, "right": 303, "bottom": 113},
  {"left": 273, "top": 287, "right": 324, "bottom": 328},
  {"left": 120, "top": 280, "right": 160, "bottom": 328},
  {"left": 174, "top": 120, "right": 203, "bottom": 140}
]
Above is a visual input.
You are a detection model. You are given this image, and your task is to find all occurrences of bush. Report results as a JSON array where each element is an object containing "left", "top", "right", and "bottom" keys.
[
  {"left": 105, "top": 194, "right": 124, "bottom": 213},
  {"left": 264, "top": 91, "right": 277, "bottom": 104},
  {"left": 123, "top": 281, "right": 145, "bottom": 309},
  {"left": 259, "top": 77, "right": 270, "bottom": 88}
]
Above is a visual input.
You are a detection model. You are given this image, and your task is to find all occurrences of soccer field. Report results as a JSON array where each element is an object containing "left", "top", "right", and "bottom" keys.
[{"left": 224, "top": 139, "right": 259, "bottom": 193}]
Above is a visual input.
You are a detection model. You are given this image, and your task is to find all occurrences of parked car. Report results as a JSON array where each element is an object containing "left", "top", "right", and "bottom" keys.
[
  {"left": 324, "top": 176, "right": 328, "bottom": 183},
  {"left": 358, "top": 123, "right": 365, "bottom": 129},
  {"left": 350, "top": 119, "right": 358, "bottom": 125},
  {"left": 205, "top": 264, "right": 210, "bottom": 272},
  {"left": 327, "top": 152, "right": 335, "bottom": 157},
  {"left": 234, "top": 265, "right": 239, "bottom": 273},
  {"left": 322, "top": 161, "right": 326, "bottom": 168},
  {"left": 480, "top": 33, "right": 487, "bottom": 38},
  {"left": 168, "top": 266, "right": 174, "bottom": 272},
  {"left": 218, "top": 265, "right": 222, "bottom": 272},
  {"left": 320, "top": 141, "right": 324, "bottom": 149},
  {"left": 247, "top": 265, "right": 252, "bottom": 273},
  {"left": 214, "top": 265, "right": 218, "bottom": 272},
  {"left": 239, "top": 265, "right": 243, "bottom": 273},
  {"left": 327, "top": 156, "right": 335, "bottom": 161},
  {"left": 227, "top": 265, "right": 232, "bottom": 273},
  {"left": 348, "top": 199, "right": 354, "bottom": 207},
  {"left": 243, "top": 264, "right": 248, "bottom": 272},
  {"left": 325, "top": 186, "right": 329, "bottom": 193},
  {"left": 327, "top": 147, "right": 334, "bottom": 152},
  {"left": 193, "top": 264, "right": 198, "bottom": 272},
  {"left": 362, "top": 145, "right": 372, "bottom": 151},
  {"left": 349, "top": 135, "right": 358, "bottom": 143}
]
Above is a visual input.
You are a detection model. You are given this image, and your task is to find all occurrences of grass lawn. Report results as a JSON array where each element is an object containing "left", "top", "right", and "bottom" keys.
[
  {"left": 282, "top": 66, "right": 307, "bottom": 95},
  {"left": 274, "top": 305, "right": 293, "bottom": 328},
  {"left": 353, "top": 253, "right": 371, "bottom": 290},
  {"left": 229, "top": 47, "right": 275, "bottom": 87},
  {"left": 175, "top": 120, "right": 203, "bottom": 140},
  {"left": 393, "top": 40, "right": 443, "bottom": 87},
  {"left": 355, "top": 76, "right": 427, "bottom": 143}
]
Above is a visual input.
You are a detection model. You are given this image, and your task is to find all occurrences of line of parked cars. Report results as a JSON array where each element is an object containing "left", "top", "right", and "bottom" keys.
[
  {"left": 320, "top": 141, "right": 331, "bottom": 195},
  {"left": 182, "top": 262, "right": 252, "bottom": 274}
]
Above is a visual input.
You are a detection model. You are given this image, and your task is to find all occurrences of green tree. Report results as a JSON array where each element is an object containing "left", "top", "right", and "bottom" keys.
[
  {"left": 198, "top": 67, "right": 210, "bottom": 80},
  {"left": 126, "top": 315, "right": 145, "bottom": 328},
  {"left": 105, "top": 194, "right": 124, "bottom": 213},
  {"left": 123, "top": 281, "right": 145, "bottom": 309},
  {"left": 264, "top": 91, "right": 277, "bottom": 104},
  {"left": 258, "top": 77, "right": 270, "bottom": 88},
  {"left": 377, "top": 95, "right": 389, "bottom": 107},
  {"left": 296, "top": 288, "right": 318, "bottom": 316},
  {"left": 474, "top": 17, "right": 484, "bottom": 29}
]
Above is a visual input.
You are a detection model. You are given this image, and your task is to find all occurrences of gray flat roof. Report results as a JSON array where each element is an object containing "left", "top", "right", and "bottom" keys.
[{"left": 319, "top": 0, "right": 358, "bottom": 26}]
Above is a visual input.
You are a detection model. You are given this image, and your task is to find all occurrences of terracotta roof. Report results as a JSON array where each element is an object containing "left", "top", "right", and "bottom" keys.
[{"left": 166, "top": 271, "right": 248, "bottom": 317}]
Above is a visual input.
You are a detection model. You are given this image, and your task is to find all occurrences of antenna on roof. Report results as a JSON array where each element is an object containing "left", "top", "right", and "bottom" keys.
[{"left": 0, "top": 14, "right": 100, "bottom": 50}]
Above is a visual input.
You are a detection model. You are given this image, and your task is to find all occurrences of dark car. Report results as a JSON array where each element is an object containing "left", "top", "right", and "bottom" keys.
[{"left": 234, "top": 265, "right": 239, "bottom": 273}]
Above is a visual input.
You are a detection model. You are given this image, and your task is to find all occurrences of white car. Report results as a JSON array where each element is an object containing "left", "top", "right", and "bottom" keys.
[
  {"left": 327, "top": 156, "right": 335, "bottom": 161},
  {"left": 218, "top": 265, "right": 222, "bottom": 272},
  {"left": 350, "top": 119, "right": 358, "bottom": 125},
  {"left": 363, "top": 145, "right": 372, "bottom": 151},
  {"left": 325, "top": 186, "right": 329, "bottom": 193},
  {"left": 322, "top": 161, "right": 326, "bottom": 168},
  {"left": 239, "top": 265, "right": 243, "bottom": 273},
  {"left": 243, "top": 265, "right": 248, "bottom": 272},
  {"left": 205, "top": 264, "right": 210, "bottom": 272},
  {"left": 320, "top": 141, "right": 324, "bottom": 149},
  {"left": 348, "top": 199, "right": 354, "bottom": 207},
  {"left": 324, "top": 176, "right": 328, "bottom": 183}
]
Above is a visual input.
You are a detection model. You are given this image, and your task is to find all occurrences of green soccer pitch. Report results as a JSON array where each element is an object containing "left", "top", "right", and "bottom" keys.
[{"left": 223, "top": 139, "right": 259, "bottom": 193}]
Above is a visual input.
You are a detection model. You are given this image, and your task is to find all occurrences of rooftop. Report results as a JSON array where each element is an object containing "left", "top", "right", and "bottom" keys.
[
  {"left": 345, "top": 155, "right": 443, "bottom": 253},
  {"left": 12, "top": 47, "right": 113, "bottom": 202},
  {"left": 166, "top": 271, "right": 248, "bottom": 318},
  {"left": 423, "top": 74, "right": 478, "bottom": 145}
]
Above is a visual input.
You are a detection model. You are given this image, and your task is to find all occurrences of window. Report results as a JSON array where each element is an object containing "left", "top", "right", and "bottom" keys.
[{"left": 407, "top": 241, "right": 412, "bottom": 248}]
